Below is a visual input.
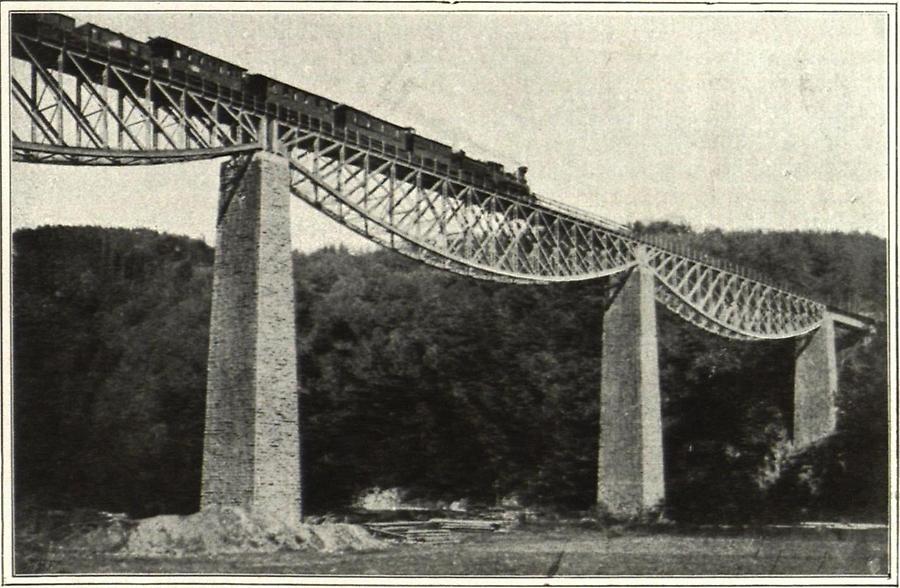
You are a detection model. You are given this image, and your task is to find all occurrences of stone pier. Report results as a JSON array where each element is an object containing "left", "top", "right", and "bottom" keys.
[
  {"left": 597, "top": 258, "right": 665, "bottom": 518},
  {"left": 201, "top": 151, "right": 302, "bottom": 521},
  {"left": 793, "top": 313, "right": 838, "bottom": 448}
]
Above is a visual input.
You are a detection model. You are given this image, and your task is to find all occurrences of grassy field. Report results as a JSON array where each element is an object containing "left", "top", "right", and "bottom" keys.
[{"left": 17, "top": 524, "right": 888, "bottom": 577}]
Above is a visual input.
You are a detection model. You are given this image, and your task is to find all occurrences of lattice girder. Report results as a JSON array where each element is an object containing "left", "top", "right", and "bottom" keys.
[
  {"left": 644, "top": 247, "right": 825, "bottom": 339},
  {"left": 281, "top": 128, "right": 826, "bottom": 339},
  {"left": 10, "top": 30, "right": 830, "bottom": 340},
  {"left": 11, "top": 33, "right": 262, "bottom": 164},
  {"left": 283, "top": 130, "right": 638, "bottom": 284}
]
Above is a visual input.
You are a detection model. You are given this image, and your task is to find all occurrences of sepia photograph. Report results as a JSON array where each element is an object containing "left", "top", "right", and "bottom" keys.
[{"left": 1, "top": 1, "right": 896, "bottom": 584}]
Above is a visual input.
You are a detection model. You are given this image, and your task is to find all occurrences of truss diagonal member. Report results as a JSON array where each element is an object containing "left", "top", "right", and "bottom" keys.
[
  {"left": 718, "top": 279, "right": 753, "bottom": 330},
  {"left": 151, "top": 82, "right": 208, "bottom": 148},
  {"left": 468, "top": 214, "right": 503, "bottom": 268},
  {"left": 319, "top": 150, "right": 354, "bottom": 183},
  {"left": 183, "top": 92, "right": 237, "bottom": 147},
  {"left": 656, "top": 253, "right": 691, "bottom": 285},
  {"left": 289, "top": 158, "right": 635, "bottom": 283},
  {"left": 109, "top": 68, "right": 181, "bottom": 150},
  {"left": 555, "top": 217, "right": 579, "bottom": 274},
  {"left": 570, "top": 223, "right": 595, "bottom": 273},
  {"left": 337, "top": 166, "right": 368, "bottom": 200},
  {"left": 184, "top": 91, "right": 234, "bottom": 146},
  {"left": 705, "top": 272, "right": 742, "bottom": 320},
  {"left": 433, "top": 186, "right": 468, "bottom": 236},
  {"left": 494, "top": 216, "right": 535, "bottom": 271},
  {"left": 282, "top": 129, "right": 318, "bottom": 151},
  {"left": 412, "top": 180, "right": 452, "bottom": 240},
  {"left": 555, "top": 216, "right": 579, "bottom": 273},
  {"left": 11, "top": 77, "right": 65, "bottom": 145},
  {"left": 219, "top": 103, "right": 261, "bottom": 141},
  {"left": 355, "top": 173, "right": 392, "bottom": 212},
  {"left": 292, "top": 181, "right": 545, "bottom": 284},
  {"left": 14, "top": 37, "right": 106, "bottom": 148},
  {"left": 654, "top": 284, "right": 755, "bottom": 341},
  {"left": 343, "top": 160, "right": 391, "bottom": 207},
  {"left": 390, "top": 182, "right": 424, "bottom": 225},
  {"left": 147, "top": 82, "right": 196, "bottom": 148},
  {"left": 64, "top": 55, "right": 146, "bottom": 150},
  {"left": 647, "top": 262, "right": 824, "bottom": 340},
  {"left": 334, "top": 157, "right": 368, "bottom": 195},
  {"left": 404, "top": 177, "right": 433, "bottom": 239},
  {"left": 695, "top": 267, "right": 729, "bottom": 310}
]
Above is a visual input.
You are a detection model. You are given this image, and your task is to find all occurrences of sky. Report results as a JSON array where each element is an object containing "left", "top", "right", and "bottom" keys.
[{"left": 9, "top": 7, "right": 891, "bottom": 252}]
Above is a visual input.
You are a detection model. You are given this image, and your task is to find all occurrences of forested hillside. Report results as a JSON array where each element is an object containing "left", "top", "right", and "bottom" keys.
[{"left": 12, "top": 225, "right": 888, "bottom": 523}]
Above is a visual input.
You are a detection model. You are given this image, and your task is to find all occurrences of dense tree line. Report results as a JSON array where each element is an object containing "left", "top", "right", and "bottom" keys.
[{"left": 12, "top": 225, "right": 888, "bottom": 522}]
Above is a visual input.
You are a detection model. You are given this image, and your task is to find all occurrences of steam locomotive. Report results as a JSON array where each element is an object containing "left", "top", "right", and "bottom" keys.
[{"left": 11, "top": 12, "right": 534, "bottom": 200}]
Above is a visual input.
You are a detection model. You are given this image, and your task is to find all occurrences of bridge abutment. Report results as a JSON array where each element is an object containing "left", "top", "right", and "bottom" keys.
[
  {"left": 201, "top": 151, "right": 302, "bottom": 521},
  {"left": 793, "top": 313, "right": 838, "bottom": 448},
  {"left": 598, "top": 259, "right": 665, "bottom": 518}
]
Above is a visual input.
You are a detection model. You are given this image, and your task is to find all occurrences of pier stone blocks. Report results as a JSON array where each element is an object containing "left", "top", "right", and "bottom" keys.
[
  {"left": 793, "top": 313, "right": 838, "bottom": 448},
  {"left": 598, "top": 261, "right": 665, "bottom": 518},
  {"left": 201, "top": 151, "right": 302, "bottom": 521}
]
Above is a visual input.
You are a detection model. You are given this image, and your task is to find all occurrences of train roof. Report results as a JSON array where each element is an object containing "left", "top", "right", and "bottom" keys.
[
  {"left": 27, "top": 12, "right": 76, "bottom": 28},
  {"left": 148, "top": 37, "right": 247, "bottom": 72},
  {"left": 244, "top": 74, "right": 408, "bottom": 131},
  {"left": 11, "top": 12, "right": 77, "bottom": 35},
  {"left": 343, "top": 104, "right": 404, "bottom": 130},
  {"left": 335, "top": 102, "right": 421, "bottom": 138},
  {"left": 415, "top": 133, "right": 453, "bottom": 151},
  {"left": 246, "top": 74, "right": 335, "bottom": 104},
  {"left": 75, "top": 22, "right": 144, "bottom": 43}
]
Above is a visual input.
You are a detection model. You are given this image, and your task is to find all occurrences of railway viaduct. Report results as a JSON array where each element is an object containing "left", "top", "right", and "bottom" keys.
[{"left": 10, "top": 14, "right": 875, "bottom": 521}]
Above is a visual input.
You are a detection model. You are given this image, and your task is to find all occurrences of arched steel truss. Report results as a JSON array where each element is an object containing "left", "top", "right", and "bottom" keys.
[{"left": 10, "top": 27, "right": 828, "bottom": 340}]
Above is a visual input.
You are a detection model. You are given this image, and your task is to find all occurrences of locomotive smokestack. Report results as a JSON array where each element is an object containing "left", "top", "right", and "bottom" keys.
[{"left": 516, "top": 166, "right": 528, "bottom": 182}]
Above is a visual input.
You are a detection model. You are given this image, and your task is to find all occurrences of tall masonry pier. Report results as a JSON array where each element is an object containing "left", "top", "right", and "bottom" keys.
[
  {"left": 793, "top": 313, "right": 838, "bottom": 447},
  {"left": 201, "top": 150, "right": 302, "bottom": 521},
  {"left": 598, "top": 251, "right": 665, "bottom": 517}
]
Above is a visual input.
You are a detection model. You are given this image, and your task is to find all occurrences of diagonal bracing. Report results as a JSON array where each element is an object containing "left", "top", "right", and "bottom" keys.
[{"left": 9, "top": 28, "right": 830, "bottom": 340}]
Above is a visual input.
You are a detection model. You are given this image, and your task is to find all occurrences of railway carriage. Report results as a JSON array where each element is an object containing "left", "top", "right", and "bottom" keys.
[
  {"left": 74, "top": 23, "right": 152, "bottom": 68},
  {"left": 334, "top": 104, "right": 419, "bottom": 160},
  {"left": 410, "top": 134, "right": 453, "bottom": 173},
  {"left": 11, "top": 14, "right": 78, "bottom": 75},
  {"left": 11, "top": 13, "right": 76, "bottom": 43},
  {"left": 244, "top": 74, "right": 337, "bottom": 132},
  {"left": 148, "top": 37, "right": 246, "bottom": 92},
  {"left": 341, "top": 107, "right": 411, "bottom": 158}
]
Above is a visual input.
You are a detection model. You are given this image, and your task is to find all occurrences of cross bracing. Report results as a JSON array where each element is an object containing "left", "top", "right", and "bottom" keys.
[
  {"left": 10, "top": 27, "right": 834, "bottom": 340},
  {"left": 10, "top": 34, "right": 262, "bottom": 163}
]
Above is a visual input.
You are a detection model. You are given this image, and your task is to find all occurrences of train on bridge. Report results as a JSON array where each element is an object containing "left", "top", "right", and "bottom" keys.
[{"left": 13, "top": 12, "right": 534, "bottom": 201}]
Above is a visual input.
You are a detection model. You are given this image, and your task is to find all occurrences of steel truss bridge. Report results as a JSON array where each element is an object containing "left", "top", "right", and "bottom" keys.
[{"left": 9, "top": 25, "right": 872, "bottom": 341}]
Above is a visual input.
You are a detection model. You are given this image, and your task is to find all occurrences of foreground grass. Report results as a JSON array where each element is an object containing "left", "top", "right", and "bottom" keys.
[{"left": 18, "top": 525, "right": 888, "bottom": 577}]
